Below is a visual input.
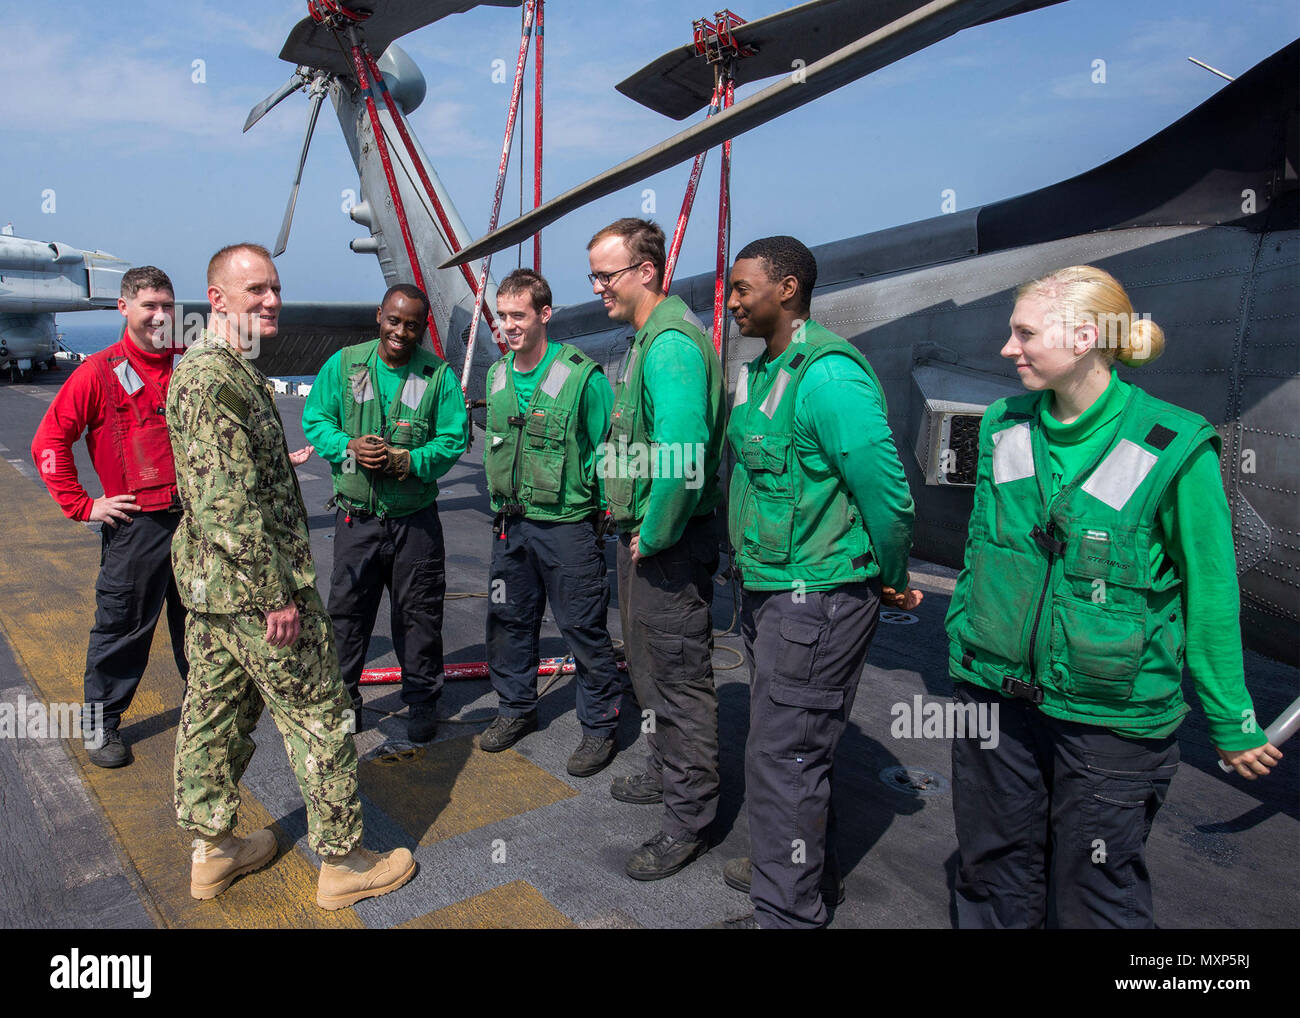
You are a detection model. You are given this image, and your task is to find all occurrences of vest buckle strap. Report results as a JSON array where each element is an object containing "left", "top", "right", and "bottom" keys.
[
  {"left": 508, "top": 415, "right": 526, "bottom": 428},
  {"left": 335, "top": 496, "right": 383, "bottom": 521},
  {"left": 1030, "top": 523, "right": 1066, "bottom": 557},
  {"left": 494, "top": 505, "right": 526, "bottom": 539},
  {"left": 1001, "top": 674, "right": 1044, "bottom": 705}
]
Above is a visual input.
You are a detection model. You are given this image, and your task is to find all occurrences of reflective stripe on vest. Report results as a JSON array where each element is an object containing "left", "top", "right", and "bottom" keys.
[
  {"left": 619, "top": 346, "right": 638, "bottom": 385},
  {"left": 350, "top": 370, "right": 375, "bottom": 403},
  {"left": 539, "top": 358, "right": 572, "bottom": 399},
  {"left": 400, "top": 374, "right": 429, "bottom": 410},
  {"left": 1081, "top": 439, "right": 1158, "bottom": 511},
  {"left": 113, "top": 359, "right": 144, "bottom": 397},
  {"left": 992, "top": 421, "right": 1035, "bottom": 484},
  {"left": 758, "top": 368, "right": 793, "bottom": 419}
]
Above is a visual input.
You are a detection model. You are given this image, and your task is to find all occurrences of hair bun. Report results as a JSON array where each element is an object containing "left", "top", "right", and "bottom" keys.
[{"left": 1120, "top": 317, "right": 1165, "bottom": 365}]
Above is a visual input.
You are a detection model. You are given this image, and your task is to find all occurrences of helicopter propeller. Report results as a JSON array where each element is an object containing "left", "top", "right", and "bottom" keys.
[
  {"left": 243, "top": 66, "right": 312, "bottom": 134},
  {"left": 272, "top": 72, "right": 332, "bottom": 258},
  {"left": 442, "top": 0, "right": 1065, "bottom": 269}
]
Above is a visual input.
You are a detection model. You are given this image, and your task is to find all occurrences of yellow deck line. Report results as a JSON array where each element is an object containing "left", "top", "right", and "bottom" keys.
[
  {"left": 359, "top": 735, "right": 578, "bottom": 846},
  {"left": 396, "top": 880, "right": 574, "bottom": 929}
]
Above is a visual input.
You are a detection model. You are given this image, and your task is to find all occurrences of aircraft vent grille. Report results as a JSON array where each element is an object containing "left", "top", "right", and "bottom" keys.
[{"left": 909, "top": 363, "right": 1022, "bottom": 487}]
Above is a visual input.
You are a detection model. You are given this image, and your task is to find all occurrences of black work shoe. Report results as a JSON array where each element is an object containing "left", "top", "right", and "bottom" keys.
[
  {"left": 610, "top": 772, "right": 663, "bottom": 804},
  {"left": 722, "top": 856, "right": 846, "bottom": 906},
  {"left": 567, "top": 734, "right": 616, "bottom": 777},
  {"left": 87, "top": 729, "right": 131, "bottom": 769},
  {"left": 479, "top": 713, "right": 538, "bottom": 752},
  {"left": 625, "top": 831, "right": 706, "bottom": 881},
  {"left": 348, "top": 704, "right": 365, "bottom": 735},
  {"left": 407, "top": 704, "right": 438, "bottom": 744}
]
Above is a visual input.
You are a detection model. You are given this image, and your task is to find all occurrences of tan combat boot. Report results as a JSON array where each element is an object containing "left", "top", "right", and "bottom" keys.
[
  {"left": 317, "top": 846, "right": 416, "bottom": 910},
  {"left": 190, "top": 828, "right": 277, "bottom": 899}
]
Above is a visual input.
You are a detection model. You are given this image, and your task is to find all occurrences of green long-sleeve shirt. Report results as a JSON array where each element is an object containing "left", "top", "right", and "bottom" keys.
[
  {"left": 795, "top": 354, "right": 914, "bottom": 591},
  {"left": 639, "top": 329, "right": 710, "bottom": 557},
  {"left": 303, "top": 345, "right": 467, "bottom": 486}
]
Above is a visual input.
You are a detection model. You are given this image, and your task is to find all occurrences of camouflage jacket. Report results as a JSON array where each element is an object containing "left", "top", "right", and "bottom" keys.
[{"left": 166, "top": 331, "right": 315, "bottom": 614}]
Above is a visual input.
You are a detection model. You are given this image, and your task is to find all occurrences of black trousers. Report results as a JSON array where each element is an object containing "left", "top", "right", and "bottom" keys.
[
  {"left": 742, "top": 580, "right": 880, "bottom": 929},
  {"left": 617, "top": 512, "right": 720, "bottom": 841},
  {"left": 951, "top": 681, "right": 1180, "bottom": 929},
  {"left": 84, "top": 509, "right": 188, "bottom": 732},
  {"left": 328, "top": 502, "right": 445, "bottom": 709},
  {"left": 486, "top": 515, "right": 623, "bottom": 734}
]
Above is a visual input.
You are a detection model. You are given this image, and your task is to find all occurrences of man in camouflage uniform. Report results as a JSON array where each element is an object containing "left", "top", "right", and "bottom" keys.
[{"left": 167, "top": 243, "right": 415, "bottom": 909}]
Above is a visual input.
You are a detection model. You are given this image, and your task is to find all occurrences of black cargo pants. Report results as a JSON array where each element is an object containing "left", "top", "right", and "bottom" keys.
[
  {"left": 617, "top": 512, "right": 720, "bottom": 841},
  {"left": 742, "top": 579, "right": 880, "bottom": 929},
  {"left": 486, "top": 515, "right": 623, "bottom": 734},
  {"left": 328, "top": 502, "right": 446, "bottom": 710},
  {"left": 84, "top": 508, "right": 189, "bottom": 733},
  {"left": 951, "top": 681, "right": 1179, "bottom": 928}
]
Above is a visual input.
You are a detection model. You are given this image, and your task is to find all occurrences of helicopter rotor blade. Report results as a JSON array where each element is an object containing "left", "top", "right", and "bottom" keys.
[
  {"left": 442, "top": 0, "right": 1057, "bottom": 268},
  {"left": 273, "top": 81, "right": 327, "bottom": 258},
  {"left": 243, "top": 68, "right": 308, "bottom": 133}
]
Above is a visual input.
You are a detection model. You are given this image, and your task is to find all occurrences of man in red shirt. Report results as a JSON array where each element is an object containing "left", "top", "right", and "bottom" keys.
[{"left": 31, "top": 266, "right": 189, "bottom": 768}]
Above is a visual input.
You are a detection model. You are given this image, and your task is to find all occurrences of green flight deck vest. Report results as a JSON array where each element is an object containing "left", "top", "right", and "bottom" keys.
[
  {"left": 946, "top": 384, "right": 1218, "bottom": 731},
  {"left": 604, "top": 295, "right": 725, "bottom": 530},
  {"left": 484, "top": 343, "right": 602, "bottom": 522},
  {"left": 331, "top": 340, "right": 450, "bottom": 518},
  {"left": 727, "top": 321, "right": 888, "bottom": 590}
]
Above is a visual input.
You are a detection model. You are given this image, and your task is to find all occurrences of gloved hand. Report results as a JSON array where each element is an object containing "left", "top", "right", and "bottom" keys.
[
  {"left": 384, "top": 446, "right": 412, "bottom": 481},
  {"left": 346, "top": 434, "right": 388, "bottom": 470}
]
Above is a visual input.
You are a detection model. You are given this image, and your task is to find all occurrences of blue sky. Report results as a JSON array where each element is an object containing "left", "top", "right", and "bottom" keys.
[{"left": 2, "top": 0, "right": 1297, "bottom": 337}]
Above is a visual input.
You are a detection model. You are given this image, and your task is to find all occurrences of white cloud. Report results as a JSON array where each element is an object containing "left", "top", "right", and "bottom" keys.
[
  {"left": 0, "top": 21, "right": 298, "bottom": 146},
  {"left": 188, "top": 0, "right": 304, "bottom": 57}
]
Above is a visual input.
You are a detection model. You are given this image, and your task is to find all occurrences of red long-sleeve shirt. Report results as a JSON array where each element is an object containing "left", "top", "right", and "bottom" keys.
[{"left": 32, "top": 331, "right": 179, "bottom": 521}]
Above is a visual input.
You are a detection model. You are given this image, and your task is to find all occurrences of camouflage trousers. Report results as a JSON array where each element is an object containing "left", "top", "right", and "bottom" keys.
[{"left": 174, "top": 587, "right": 363, "bottom": 856}]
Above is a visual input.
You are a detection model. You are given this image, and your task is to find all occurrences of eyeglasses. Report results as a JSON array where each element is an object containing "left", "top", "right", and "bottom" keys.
[{"left": 587, "top": 262, "right": 646, "bottom": 288}]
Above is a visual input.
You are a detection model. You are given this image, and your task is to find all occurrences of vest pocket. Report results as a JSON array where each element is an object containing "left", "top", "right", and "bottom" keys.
[
  {"left": 525, "top": 407, "right": 568, "bottom": 446},
  {"left": 521, "top": 410, "right": 567, "bottom": 504},
  {"left": 388, "top": 418, "right": 426, "bottom": 449},
  {"left": 1051, "top": 599, "right": 1142, "bottom": 702},
  {"left": 1059, "top": 523, "right": 1149, "bottom": 593},
  {"left": 745, "top": 493, "right": 794, "bottom": 563},
  {"left": 739, "top": 434, "right": 794, "bottom": 564},
  {"left": 522, "top": 448, "right": 563, "bottom": 504},
  {"left": 962, "top": 544, "right": 1030, "bottom": 664},
  {"left": 484, "top": 435, "right": 514, "bottom": 496}
]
